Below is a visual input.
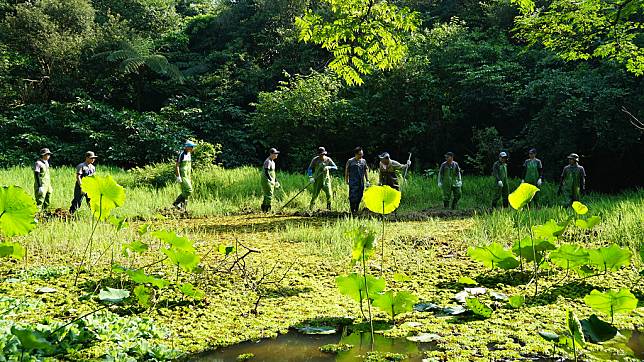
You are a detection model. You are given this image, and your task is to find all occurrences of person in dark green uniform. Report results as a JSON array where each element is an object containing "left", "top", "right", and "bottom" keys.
[
  {"left": 378, "top": 152, "right": 410, "bottom": 191},
  {"left": 438, "top": 152, "right": 462, "bottom": 209},
  {"left": 492, "top": 152, "right": 509, "bottom": 208},
  {"left": 307, "top": 147, "right": 337, "bottom": 210},
  {"left": 261, "top": 148, "right": 280, "bottom": 212},
  {"left": 522, "top": 148, "right": 543, "bottom": 187},
  {"left": 558, "top": 153, "right": 586, "bottom": 205},
  {"left": 173, "top": 141, "right": 195, "bottom": 210},
  {"left": 34, "top": 148, "right": 53, "bottom": 211},
  {"left": 345, "top": 146, "right": 369, "bottom": 214}
]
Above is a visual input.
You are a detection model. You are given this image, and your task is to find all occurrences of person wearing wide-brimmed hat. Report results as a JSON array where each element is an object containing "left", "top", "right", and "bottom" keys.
[
  {"left": 261, "top": 148, "right": 281, "bottom": 212},
  {"left": 173, "top": 141, "right": 196, "bottom": 210},
  {"left": 558, "top": 153, "right": 586, "bottom": 204},
  {"left": 69, "top": 151, "right": 98, "bottom": 214},
  {"left": 378, "top": 152, "right": 410, "bottom": 191},
  {"left": 34, "top": 148, "right": 53, "bottom": 210},
  {"left": 307, "top": 146, "right": 337, "bottom": 210},
  {"left": 492, "top": 151, "right": 510, "bottom": 208},
  {"left": 438, "top": 151, "right": 462, "bottom": 209}
]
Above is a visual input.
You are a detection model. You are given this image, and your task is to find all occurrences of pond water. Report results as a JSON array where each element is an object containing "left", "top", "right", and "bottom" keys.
[{"left": 190, "top": 330, "right": 435, "bottom": 362}]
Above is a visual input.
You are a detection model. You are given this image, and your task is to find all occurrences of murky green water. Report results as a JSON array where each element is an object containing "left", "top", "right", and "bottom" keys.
[{"left": 191, "top": 331, "right": 434, "bottom": 362}]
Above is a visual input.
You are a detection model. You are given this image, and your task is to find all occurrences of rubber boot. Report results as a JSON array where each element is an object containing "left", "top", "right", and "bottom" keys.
[
  {"left": 182, "top": 199, "right": 188, "bottom": 212},
  {"left": 443, "top": 200, "right": 449, "bottom": 208},
  {"left": 451, "top": 200, "right": 458, "bottom": 210},
  {"left": 173, "top": 195, "right": 185, "bottom": 209}
]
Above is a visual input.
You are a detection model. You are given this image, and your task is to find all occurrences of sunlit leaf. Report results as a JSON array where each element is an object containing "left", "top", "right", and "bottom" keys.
[
  {"left": 218, "top": 244, "right": 235, "bottom": 256},
  {"left": 538, "top": 330, "right": 560, "bottom": 342},
  {"left": 11, "top": 326, "right": 53, "bottom": 352},
  {"left": 508, "top": 183, "right": 539, "bottom": 210},
  {"left": 363, "top": 185, "right": 401, "bottom": 215},
  {"left": 137, "top": 223, "right": 150, "bottom": 236},
  {"left": 163, "top": 248, "right": 200, "bottom": 272},
  {"left": 347, "top": 226, "right": 377, "bottom": 265},
  {"left": 457, "top": 276, "right": 478, "bottom": 286},
  {"left": 393, "top": 273, "right": 411, "bottom": 282},
  {"left": 81, "top": 175, "right": 125, "bottom": 220},
  {"left": 512, "top": 237, "right": 556, "bottom": 263},
  {"left": 0, "top": 186, "right": 37, "bottom": 237},
  {"left": 179, "top": 283, "right": 205, "bottom": 300},
  {"left": 372, "top": 291, "right": 419, "bottom": 320},
  {"left": 151, "top": 230, "right": 195, "bottom": 252},
  {"left": 134, "top": 285, "right": 152, "bottom": 308},
  {"left": 588, "top": 244, "right": 631, "bottom": 272},
  {"left": 508, "top": 295, "right": 525, "bottom": 309},
  {"left": 121, "top": 240, "right": 149, "bottom": 257},
  {"left": 567, "top": 310, "right": 586, "bottom": 348},
  {"left": 575, "top": 215, "right": 601, "bottom": 230},
  {"left": 109, "top": 215, "right": 128, "bottom": 232},
  {"left": 468, "top": 243, "right": 520, "bottom": 270},
  {"left": 583, "top": 289, "right": 638, "bottom": 320},
  {"left": 98, "top": 287, "right": 130, "bottom": 304},
  {"left": 550, "top": 244, "right": 590, "bottom": 269},
  {"left": 336, "top": 273, "right": 385, "bottom": 303},
  {"left": 465, "top": 297, "right": 493, "bottom": 318},
  {"left": 0, "top": 242, "right": 26, "bottom": 260},
  {"left": 572, "top": 201, "right": 589, "bottom": 215},
  {"left": 532, "top": 219, "right": 568, "bottom": 240}
]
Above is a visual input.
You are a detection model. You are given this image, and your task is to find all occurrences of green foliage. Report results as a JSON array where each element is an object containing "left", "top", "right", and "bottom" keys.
[
  {"left": 109, "top": 215, "right": 128, "bottom": 232},
  {"left": 572, "top": 201, "right": 589, "bottom": 215},
  {"left": 575, "top": 216, "right": 601, "bottom": 230},
  {"left": 81, "top": 175, "right": 126, "bottom": 220},
  {"left": 512, "top": 0, "right": 643, "bottom": 75},
  {"left": 0, "top": 242, "right": 26, "bottom": 260},
  {"left": 348, "top": 226, "right": 377, "bottom": 265},
  {"left": 336, "top": 273, "right": 386, "bottom": 303},
  {"left": 508, "top": 183, "right": 539, "bottom": 210},
  {"left": 10, "top": 326, "right": 53, "bottom": 353},
  {"left": 467, "top": 243, "right": 520, "bottom": 270},
  {"left": 372, "top": 291, "right": 419, "bottom": 323},
  {"left": 363, "top": 185, "right": 402, "bottom": 215},
  {"left": 532, "top": 219, "right": 568, "bottom": 240},
  {"left": 583, "top": 289, "right": 638, "bottom": 322},
  {"left": 512, "top": 237, "right": 556, "bottom": 264},
  {"left": 508, "top": 295, "right": 525, "bottom": 309},
  {"left": 587, "top": 244, "right": 632, "bottom": 273},
  {"left": 162, "top": 248, "right": 200, "bottom": 273},
  {"left": 179, "top": 283, "right": 205, "bottom": 301},
  {"left": 465, "top": 297, "right": 493, "bottom": 318},
  {"left": 133, "top": 285, "right": 152, "bottom": 308},
  {"left": 580, "top": 314, "right": 617, "bottom": 343},
  {"left": 566, "top": 310, "right": 586, "bottom": 349},
  {"left": 296, "top": 0, "right": 420, "bottom": 85},
  {"left": 98, "top": 287, "right": 130, "bottom": 304},
  {"left": 457, "top": 276, "right": 478, "bottom": 286},
  {"left": 122, "top": 240, "right": 149, "bottom": 257},
  {"left": 0, "top": 185, "right": 38, "bottom": 237},
  {"left": 550, "top": 244, "right": 590, "bottom": 270},
  {"left": 151, "top": 230, "right": 195, "bottom": 252}
]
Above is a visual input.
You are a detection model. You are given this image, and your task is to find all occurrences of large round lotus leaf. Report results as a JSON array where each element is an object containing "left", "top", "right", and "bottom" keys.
[
  {"left": 0, "top": 186, "right": 37, "bottom": 237},
  {"left": 508, "top": 183, "right": 539, "bottom": 210},
  {"left": 584, "top": 289, "right": 638, "bottom": 318},
  {"left": 572, "top": 201, "right": 589, "bottom": 215},
  {"left": 363, "top": 185, "right": 401, "bottom": 215},
  {"left": 81, "top": 175, "right": 125, "bottom": 220}
]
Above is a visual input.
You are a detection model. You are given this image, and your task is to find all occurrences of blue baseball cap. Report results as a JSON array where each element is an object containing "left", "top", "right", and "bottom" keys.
[{"left": 184, "top": 141, "right": 196, "bottom": 148}]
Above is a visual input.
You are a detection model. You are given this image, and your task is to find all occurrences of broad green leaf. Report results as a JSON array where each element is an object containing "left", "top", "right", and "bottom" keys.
[
  {"left": 137, "top": 223, "right": 150, "bottom": 236},
  {"left": 393, "top": 273, "right": 411, "bottom": 282},
  {"left": 583, "top": 289, "right": 638, "bottom": 318},
  {"left": 134, "top": 285, "right": 151, "bottom": 308},
  {"left": 457, "top": 276, "right": 478, "bottom": 286},
  {"left": 163, "top": 248, "right": 200, "bottom": 272},
  {"left": 121, "top": 240, "right": 149, "bottom": 257},
  {"left": 109, "top": 215, "right": 128, "bottom": 232},
  {"left": 179, "top": 283, "right": 205, "bottom": 300},
  {"left": 538, "top": 330, "right": 560, "bottom": 342},
  {"left": 508, "top": 295, "right": 525, "bottom": 309},
  {"left": 151, "top": 230, "right": 195, "bottom": 252},
  {"left": 11, "top": 326, "right": 53, "bottom": 352},
  {"left": 508, "top": 183, "right": 539, "bottom": 210},
  {"left": 81, "top": 175, "right": 126, "bottom": 220},
  {"left": 588, "top": 244, "right": 632, "bottom": 272},
  {"left": 567, "top": 310, "right": 586, "bottom": 348},
  {"left": 575, "top": 216, "right": 601, "bottom": 230},
  {"left": 550, "top": 244, "right": 590, "bottom": 269},
  {"left": 580, "top": 314, "right": 618, "bottom": 343},
  {"left": 218, "top": 244, "right": 235, "bottom": 256},
  {"left": 468, "top": 243, "right": 520, "bottom": 270},
  {"left": 347, "top": 226, "right": 377, "bottom": 264},
  {"left": 512, "top": 237, "right": 556, "bottom": 263},
  {"left": 98, "top": 287, "right": 130, "bottom": 303},
  {"left": 336, "top": 273, "right": 385, "bottom": 303},
  {"left": 363, "top": 185, "right": 401, "bottom": 214},
  {"left": 123, "top": 268, "right": 170, "bottom": 289},
  {"left": 465, "top": 297, "right": 492, "bottom": 318},
  {"left": 0, "top": 186, "right": 38, "bottom": 237},
  {"left": 532, "top": 219, "right": 568, "bottom": 240},
  {"left": 572, "top": 201, "right": 588, "bottom": 215},
  {"left": 372, "top": 291, "right": 419, "bottom": 320},
  {"left": 0, "top": 242, "right": 26, "bottom": 259}
]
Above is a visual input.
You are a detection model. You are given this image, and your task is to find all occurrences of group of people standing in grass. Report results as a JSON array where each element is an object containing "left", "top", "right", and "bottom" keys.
[
  {"left": 29, "top": 141, "right": 586, "bottom": 216},
  {"left": 259, "top": 146, "right": 587, "bottom": 213}
]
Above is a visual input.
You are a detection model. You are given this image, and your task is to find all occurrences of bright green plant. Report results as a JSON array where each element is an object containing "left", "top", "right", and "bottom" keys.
[
  {"left": 10, "top": 326, "right": 53, "bottom": 360},
  {"left": 508, "top": 183, "right": 539, "bottom": 210},
  {"left": 550, "top": 244, "right": 590, "bottom": 279},
  {"left": 363, "top": 185, "right": 401, "bottom": 272},
  {"left": 0, "top": 185, "right": 38, "bottom": 238},
  {"left": 572, "top": 201, "right": 588, "bottom": 215},
  {"left": 583, "top": 289, "right": 638, "bottom": 324},
  {"left": 587, "top": 244, "right": 632, "bottom": 273},
  {"left": 372, "top": 291, "right": 418, "bottom": 325},
  {"left": 508, "top": 295, "right": 525, "bottom": 309},
  {"left": 465, "top": 297, "right": 493, "bottom": 319},
  {"left": 336, "top": 273, "right": 385, "bottom": 318},
  {"left": 467, "top": 242, "right": 520, "bottom": 270},
  {"left": 575, "top": 216, "right": 601, "bottom": 230},
  {"left": 99, "top": 287, "right": 130, "bottom": 303}
]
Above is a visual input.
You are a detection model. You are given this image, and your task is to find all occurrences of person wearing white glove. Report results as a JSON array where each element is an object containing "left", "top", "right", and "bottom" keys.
[
  {"left": 345, "top": 146, "right": 369, "bottom": 214},
  {"left": 307, "top": 147, "right": 337, "bottom": 210},
  {"left": 34, "top": 148, "right": 54, "bottom": 211},
  {"left": 438, "top": 152, "right": 462, "bottom": 209},
  {"left": 172, "top": 141, "right": 196, "bottom": 210},
  {"left": 261, "top": 148, "right": 281, "bottom": 212},
  {"left": 377, "top": 152, "right": 410, "bottom": 191},
  {"left": 492, "top": 152, "right": 510, "bottom": 208},
  {"left": 522, "top": 148, "right": 544, "bottom": 204}
]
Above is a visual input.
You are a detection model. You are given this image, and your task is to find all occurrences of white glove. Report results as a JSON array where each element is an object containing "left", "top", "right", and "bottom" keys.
[
  {"left": 497, "top": 181, "right": 503, "bottom": 187},
  {"left": 309, "top": 177, "right": 315, "bottom": 183},
  {"left": 537, "top": 178, "right": 542, "bottom": 186},
  {"left": 521, "top": 179, "right": 525, "bottom": 183},
  {"left": 37, "top": 187, "right": 45, "bottom": 195},
  {"left": 324, "top": 166, "right": 333, "bottom": 171},
  {"left": 456, "top": 181, "right": 462, "bottom": 188},
  {"left": 365, "top": 182, "right": 371, "bottom": 188},
  {"left": 406, "top": 160, "right": 411, "bottom": 166},
  {"left": 437, "top": 182, "right": 443, "bottom": 188},
  {"left": 176, "top": 176, "right": 182, "bottom": 183}
]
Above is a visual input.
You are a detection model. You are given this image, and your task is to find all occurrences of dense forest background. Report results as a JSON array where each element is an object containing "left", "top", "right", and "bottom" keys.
[{"left": 0, "top": 0, "right": 642, "bottom": 191}]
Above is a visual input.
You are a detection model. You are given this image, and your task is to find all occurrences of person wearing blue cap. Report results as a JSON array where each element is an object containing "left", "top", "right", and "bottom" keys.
[
  {"left": 492, "top": 151, "right": 509, "bottom": 208},
  {"left": 34, "top": 148, "right": 53, "bottom": 211},
  {"left": 307, "top": 146, "right": 337, "bottom": 210},
  {"left": 378, "top": 152, "right": 410, "bottom": 191},
  {"left": 173, "top": 141, "right": 195, "bottom": 210}
]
